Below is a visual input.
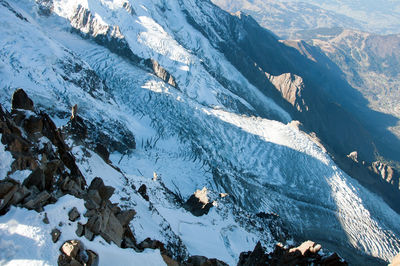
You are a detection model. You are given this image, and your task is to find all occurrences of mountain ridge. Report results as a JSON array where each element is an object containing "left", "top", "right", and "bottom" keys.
[{"left": 0, "top": 0, "right": 399, "bottom": 264}]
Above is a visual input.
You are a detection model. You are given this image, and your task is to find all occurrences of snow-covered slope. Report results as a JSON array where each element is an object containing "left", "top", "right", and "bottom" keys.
[{"left": 1, "top": 0, "right": 400, "bottom": 264}]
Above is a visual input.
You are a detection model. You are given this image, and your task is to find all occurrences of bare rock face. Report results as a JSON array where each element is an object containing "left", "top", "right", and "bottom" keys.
[
  {"left": 238, "top": 241, "right": 347, "bottom": 266},
  {"left": 266, "top": 73, "right": 308, "bottom": 112},
  {"left": 183, "top": 187, "right": 213, "bottom": 216},
  {"left": 144, "top": 59, "right": 178, "bottom": 88},
  {"left": 11, "top": 88, "right": 34, "bottom": 111},
  {"left": 83, "top": 177, "right": 136, "bottom": 248},
  {"left": 371, "top": 161, "right": 399, "bottom": 190},
  {"left": 68, "top": 207, "right": 81, "bottom": 222}
]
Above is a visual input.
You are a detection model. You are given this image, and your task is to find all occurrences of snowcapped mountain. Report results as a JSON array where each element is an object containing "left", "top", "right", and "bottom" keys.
[{"left": 1, "top": 0, "right": 400, "bottom": 265}]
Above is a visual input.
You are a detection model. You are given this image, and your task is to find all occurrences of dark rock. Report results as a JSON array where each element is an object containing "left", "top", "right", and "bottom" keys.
[
  {"left": 320, "top": 252, "right": 345, "bottom": 265},
  {"left": 98, "top": 185, "right": 114, "bottom": 201},
  {"left": 51, "top": 228, "right": 61, "bottom": 243},
  {"left": 99, "top": 210, "right": 124, "bottom": 247},
  {"left": 138, "top": 238, "right": 167, "bottom": 254},
  {"left": 68, "top": 207, "right": 81, "bottom": 222},
  {"left": 43, "top": 160, "right": 61, "bottom": 191},
  {"left": 162, "top": 254, "right": 180, "bottom": 266},
  {"left": 43, "top": 212, "right": 50, "bottom": 224},
  {"left": 138, "top": 184, "right": 149, "bottom": 201},
  {"left": 76, "top": 222, "right": 85, "bottom": 237},
  {"left": 23, "top": 115, "right": 43, "bottom": 138},
  {"left": 23, "top": 168, "right": 45, "bottom": 191},
  {"left": 0, "top": 182, "right": 19, "bottom": 214},
  {"left": 116, "top": 209, "right": 136, "bottom": 226},
  {"left": 10, "top": 185, "right": 31, "bottom": 205},
  {"left": 86, "top": 250, "right": 99, "bottom": 266},
  {"left": 238, "top": 241, "right": 347, "bottom": 266},
  {"left": 23, "top": 190, "right": 51, "bottom": 211},
  {"left": 0, "top": 181, "right": 15, "bottom": 198},
  {"left": 183, "top": 187, "right": 213, "bottom": 217},
  {"left": 184, "top": 255, "right": 228, "bottom": 266},
  {"left": 86, "top": 216, "right": 102, "bottom": 235},
  {"left": 95, "top": 143, "right": 110, "bottom": 162},
  {"left": 68, "top": 115, "right": 87, "bottom": 140},
  {"left": 237, "top": 242, "right": 268, "bottom": 266},
  {"left": 84, "top": 228, "right": 95, "bottom": 241},
  {"left": 58, "top": 239, "right": 98, "bottom": 266},
  {"left": 11, "top": 88, "right": 34, "bottom": 111}
]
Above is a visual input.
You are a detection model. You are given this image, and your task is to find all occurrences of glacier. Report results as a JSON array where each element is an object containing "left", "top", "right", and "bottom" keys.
[{"left": 0, "top": 0, "right": 399, "bottom": 264}]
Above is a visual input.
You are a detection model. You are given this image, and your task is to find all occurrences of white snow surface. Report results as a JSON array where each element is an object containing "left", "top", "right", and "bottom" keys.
[
  {"left": 0, "top": 134, "right": 13, "bottom": 179},
  {"left": 0, "top": 196, "right": 166, "bottom": 266},
  {"left": 0, "top": 0, "right": 399, "bottom": 264}
]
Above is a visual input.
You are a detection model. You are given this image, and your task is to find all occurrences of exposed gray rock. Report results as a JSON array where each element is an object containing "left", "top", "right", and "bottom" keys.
[
  {"left": 68, "top": 207, "right": 80, "bottom": 222},
  {"left": 51, "top": 228, "right": 61, "bottom": 243},
  {"left": 82, "top": 178, "right": 136, "bottom": 247},
  {"left": 76, "top": 222, "right": 85, "bottom": 237}
]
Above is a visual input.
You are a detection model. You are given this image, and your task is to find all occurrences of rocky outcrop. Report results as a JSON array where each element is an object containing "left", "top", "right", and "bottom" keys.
[
  {"left": 183, "top": 256, "right": 228, "bottom": 266},
  {"left": 83, "top": 177, "right": 137, "bottom": 248},
  {"left": 371, "top": 161, "right": 399, "bottom": 190},
  {"left": 339, "top": 151, "right": 400, "bottom": 213},
  {"left": 238, "top": 241, "right": 347, "bottom": 266},
  {"left": 58, "top": 240, "right": 99, "bottom": 266},
  {"left": 144, "top": 59, "right": 178, "bottom": 88},
  {"left": 69, "top": 5, "right": 178, "bottom": 89},
  {"left": 266, "top": 73, "right": 308, "bottom": 112},
  {"left": 183, "top": 187, "right": 214, "bottom": 216},
  {"left": 11, "top": 88, "right": 34, "bottom": 111},
  {"left": 0, "top": 89, "right": 87, "bottom": 213}
]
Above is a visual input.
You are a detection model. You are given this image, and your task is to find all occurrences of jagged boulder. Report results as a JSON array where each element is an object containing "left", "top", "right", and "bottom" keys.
[
  {"left": 83, "top": 178, "right": 136, "bottom": 248},
  {"left": 68, "top": 207, "right": 81, "bottom": 222},
  {"left": 58, "top": 240, "right": 98, "bottom": 266},
  {"left": 138, "top": 184, "right": 149, "bottom": 201},
  {"left": 11, "top": 88, "right": 34, "bottom": 111},
  {"left": 183, "top": 187, "right": 213, "bottom": 216}
]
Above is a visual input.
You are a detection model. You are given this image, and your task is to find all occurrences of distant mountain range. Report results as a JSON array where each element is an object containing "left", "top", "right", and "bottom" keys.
[{"left": 212, "top": 0, "right": 400, "bottom": 39}]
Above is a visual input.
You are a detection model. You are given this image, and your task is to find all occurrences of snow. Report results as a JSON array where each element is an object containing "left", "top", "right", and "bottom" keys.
[
  {"left": 0, "top": 196, "right": 166, "bottom": 266},
  {"left": 9, "top": 170, "right": 32, "bottom": 183},
  {"left": 0, "top": 135, "right": 13, "bottom": 179}
]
